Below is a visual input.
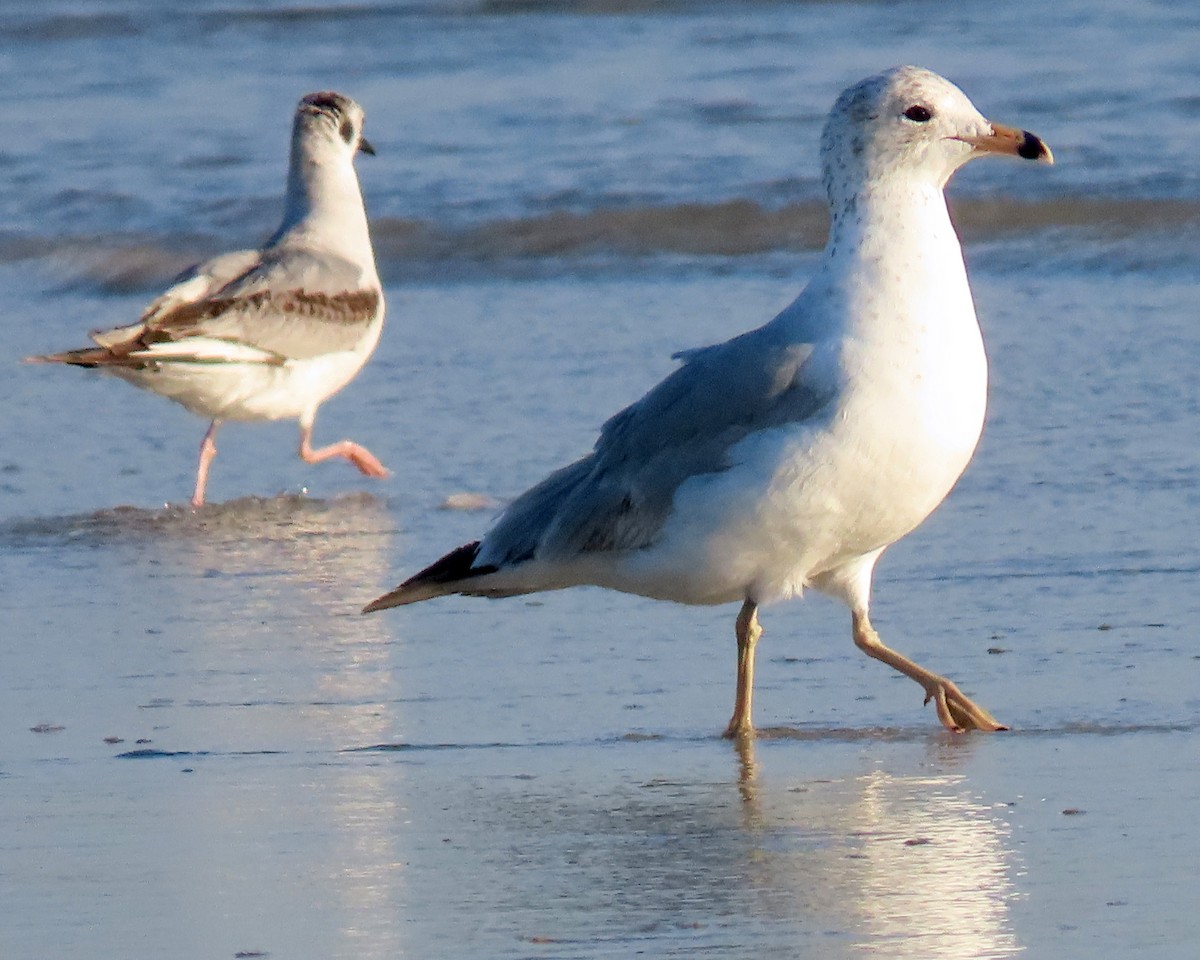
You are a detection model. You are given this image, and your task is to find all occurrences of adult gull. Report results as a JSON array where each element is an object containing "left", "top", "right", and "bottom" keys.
[{"left": 365, "top": 67, "right": 1052, "bottom": 737}]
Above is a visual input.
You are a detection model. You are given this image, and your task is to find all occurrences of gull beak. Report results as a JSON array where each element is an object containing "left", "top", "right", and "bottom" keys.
[
  {"left": 959, "top": 122, "right": 1053, "bottom": 164},
  {"left": 358, "top": 136, "right": 377, "bottom": 156}
]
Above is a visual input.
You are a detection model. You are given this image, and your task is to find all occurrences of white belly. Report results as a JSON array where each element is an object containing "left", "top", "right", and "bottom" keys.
[
  {"left": 611, "top": 308, "right": 988, "bottom": 606},
  {"left": 108, "top": 344, "right": 374, "bottom": 423}
]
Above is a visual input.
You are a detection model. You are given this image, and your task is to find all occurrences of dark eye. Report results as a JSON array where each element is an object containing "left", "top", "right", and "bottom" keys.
[
  {"left": 339, "top": 118, "right": 355, "bottom": 144},
  {"left": 904, "top": 105, "right": 933, "bottom": 123}
]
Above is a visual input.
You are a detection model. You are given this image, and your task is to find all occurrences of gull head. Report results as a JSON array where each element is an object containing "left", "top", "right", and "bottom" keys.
[
  {"left": 820, "top": 66, "right": 1051, "bottom": 203},
  {"left": 295, "top": 90, "right": 375, "bottom": 162},
  {"left": 277, "top": 91, "right": 376, "bottom": 248}
]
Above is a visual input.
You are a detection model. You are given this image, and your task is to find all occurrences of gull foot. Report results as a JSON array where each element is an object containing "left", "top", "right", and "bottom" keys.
[
  {"left": 300, "top": 438, "right": 390, "bottom": 478},
  {"left": 722, "top": 717, "right": 756, "bottom": 740},
  {"left": 924, "top": 678, "right": 1007, "bottom": 733},
  {"left": 343, "top": 443, "right": 389, "bottom": 478}
]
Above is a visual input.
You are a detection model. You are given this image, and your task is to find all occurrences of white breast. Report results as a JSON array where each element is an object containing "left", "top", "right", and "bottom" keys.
[
  {"left": 107, "top": 312, "right": 384, "bottom": 423},
  {"left": 610, "top": 188, "right": 988, "bottom": 606}
]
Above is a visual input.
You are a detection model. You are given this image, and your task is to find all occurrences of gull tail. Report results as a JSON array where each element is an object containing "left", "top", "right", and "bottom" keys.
[
  {"left": 23, "top": 347, "right": 120, "bottom": 367},
  {"left": 25, "top": 324, "right": 148, "bottom": 366},
  {"left": 363, "top": 541, "right": 501, "bottom": 613}
]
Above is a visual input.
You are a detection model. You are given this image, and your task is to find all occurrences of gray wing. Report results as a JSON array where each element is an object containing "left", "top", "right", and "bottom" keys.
[
  {"left": 481, "top": 322, "right": 836, "bottom": 566},
  {"left": 93, "top": 246, "right": 379, "bottom": 362},
  {"left": 146, "top": 247, "right": 380, "bottom": 360}
]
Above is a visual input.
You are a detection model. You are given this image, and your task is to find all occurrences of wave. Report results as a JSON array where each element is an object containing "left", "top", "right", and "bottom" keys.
[
  {"left": 0, "top": 1, "right": 838, "bottom": 43},
  {"left": 0, "top": 4, "right": 456, "bottom": 42},
  {"left": 0, "top": 12, "right": 143, "bottom": 42},
  {"left": 370, "top": 196, "right": 1200, "bottom": 258},
  {"left": 3, "top": 196, "right": 1198, "bottom": 293}
]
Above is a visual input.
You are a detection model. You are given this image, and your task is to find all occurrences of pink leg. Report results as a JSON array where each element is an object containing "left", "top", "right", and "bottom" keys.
[
  {"left": 298, "top": 423, "right": 389, "bottom": 478},
  {"left": 191, "top": 420, "right": 220, "bottom": 508}
]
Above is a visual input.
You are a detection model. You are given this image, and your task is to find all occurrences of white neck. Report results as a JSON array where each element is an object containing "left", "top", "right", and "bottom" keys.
[
  {"left": 828, "top": 172, "right": 957, "bottom": 255},
  {"left": 269, "top": 132, "right": 378, "bottom": 282},
  {"left": 816, "top": 173, "right": 973, "bottom": 335},
  {"left": 809, "top": 169, "right": 988, "bottom": 474}
]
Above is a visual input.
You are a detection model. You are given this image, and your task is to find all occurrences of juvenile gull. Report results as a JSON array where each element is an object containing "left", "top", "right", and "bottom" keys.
[
  {"left": 28, "top": 91, "right": 387, "bottom": 507},
  {"left": 365, "top": 67, "right": 1053, "bottom": 737}
]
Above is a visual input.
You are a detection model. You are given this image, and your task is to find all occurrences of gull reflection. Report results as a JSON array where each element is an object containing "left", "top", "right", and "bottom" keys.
[
  {"left": 21, "top": 493, "right": 409, "bottom": 959},
  {"left": 468, "top": 732, "right": 1020, "bottom": 958},
  {"left": 850, "top": 768, "right": 1018, "bottom": 958},
  {"left": 162, "top": 494, "right": 406, "bottom": 958},
  {"left": 733, "top": 736, "right": 1020, "bottom": 958}
]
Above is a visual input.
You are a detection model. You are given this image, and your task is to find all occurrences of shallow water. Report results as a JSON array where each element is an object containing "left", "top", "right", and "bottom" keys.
[{"left": 3, "top": 1, "right": 1200, "bottom": 958}]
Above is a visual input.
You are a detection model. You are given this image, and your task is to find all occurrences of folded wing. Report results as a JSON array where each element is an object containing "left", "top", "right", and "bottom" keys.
[
  {"left": 34, "top": 246, "right": 379, "bottom": 368},
  {"left": 480, "top": 323, "right": 836, "bottom": 568}
]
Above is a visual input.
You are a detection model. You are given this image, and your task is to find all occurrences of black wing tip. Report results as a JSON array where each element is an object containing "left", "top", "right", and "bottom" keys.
[
  {"left": 362, "top": 541, "right": 499, "bottom": 613},
  {"left": 415, "top": 540, "right": 492, "bottom": 584}
]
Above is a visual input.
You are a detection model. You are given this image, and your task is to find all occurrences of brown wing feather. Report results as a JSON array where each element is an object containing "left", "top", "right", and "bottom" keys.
[
  {"left": 24, "top": 346, "right": 125, "bottom": 368},
  {"left": 145, "top": 287, "right": 380, "bottom": 359}
]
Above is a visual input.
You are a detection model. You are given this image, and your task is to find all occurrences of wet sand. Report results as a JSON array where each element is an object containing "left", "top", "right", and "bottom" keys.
[
  {"left": 3, "top": 1, "right": 1200, "bottom": 955},
  {"left": 3, "top": 263, "right": 1198, "bottom": 957}
]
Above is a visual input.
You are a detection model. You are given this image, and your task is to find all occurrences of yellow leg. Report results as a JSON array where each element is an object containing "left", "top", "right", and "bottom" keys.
[
  {"left": 852, "top": 611, "right": 1006, "bottom": 732},
  {"left": 723, "top": 600, "right": 762, "bottom": 739}
]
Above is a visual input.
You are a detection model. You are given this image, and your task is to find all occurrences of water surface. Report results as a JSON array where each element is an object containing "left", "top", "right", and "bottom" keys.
[{"left": 2, "top": 1, "right": 1199, "bottom": 958}]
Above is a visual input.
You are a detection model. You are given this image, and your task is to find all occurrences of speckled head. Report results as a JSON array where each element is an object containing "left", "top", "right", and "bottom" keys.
[
  {"left": 295, "top": 90, "right": 375, "bottom": 157},
  {"left": 819, "top": 66, "right": 1051, "bottom": 205}
]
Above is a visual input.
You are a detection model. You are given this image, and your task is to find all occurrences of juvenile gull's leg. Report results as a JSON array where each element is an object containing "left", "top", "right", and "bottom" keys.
[
  {"left": 191, "top": 420, "right": 220, "bottom": 508},
  {"left": 299, "top": 420, "right": 389, "bottom": 478},
  {"left": 852, "top": 610, "right": 1005, "bottom": 732},
  {"left": 723, "top": 600, "right": 763, "bottom": 739}
]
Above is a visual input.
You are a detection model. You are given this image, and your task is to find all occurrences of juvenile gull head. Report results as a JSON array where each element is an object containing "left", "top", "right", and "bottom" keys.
[
  {"left": 296, "top": 90, "right": 375, "bottom": 156},
  {"left": 275, "top": 91, "right": 378, "bottom": 260}
]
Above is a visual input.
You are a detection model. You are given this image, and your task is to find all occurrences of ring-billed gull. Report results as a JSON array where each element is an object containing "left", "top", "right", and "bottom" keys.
[
  {"left": 365, "top": 67, "right": 1053, "bottom": 737},
  {"left": 27, "top": 92, "right": 388, "bottom": 507}
]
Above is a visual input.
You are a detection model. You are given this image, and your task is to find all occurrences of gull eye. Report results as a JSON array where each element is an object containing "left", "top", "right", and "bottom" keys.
[
  {"left": 903, "top": 105, "right": 933, "bottom": 123},
  {"left": 339, "top": 118, "right": 355, "bottom": 144}
]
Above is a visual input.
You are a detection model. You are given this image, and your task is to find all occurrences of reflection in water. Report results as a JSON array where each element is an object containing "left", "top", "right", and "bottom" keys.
[
  {"left": 851, "top": 770, "right": 1018, "bottom": 959},
  {"left": 166, "top": 495, "right": 405, "bottom": 958},
  {"left": 5, "top": 494, "right": 409, "bottom": 959},
  {"left": 735, "top": 735, "right": 759, "bottom": 809},
  {"left": 469, "top": 739, "right": 1021, "bottom": 957},
  {"left": 731, "top": 738, "right": 1019, "bottom": 958}
]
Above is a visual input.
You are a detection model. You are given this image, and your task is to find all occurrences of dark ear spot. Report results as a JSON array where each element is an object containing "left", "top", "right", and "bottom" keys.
[{"left": 339, "top": 118, "right": 355, "bottom": 144}]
